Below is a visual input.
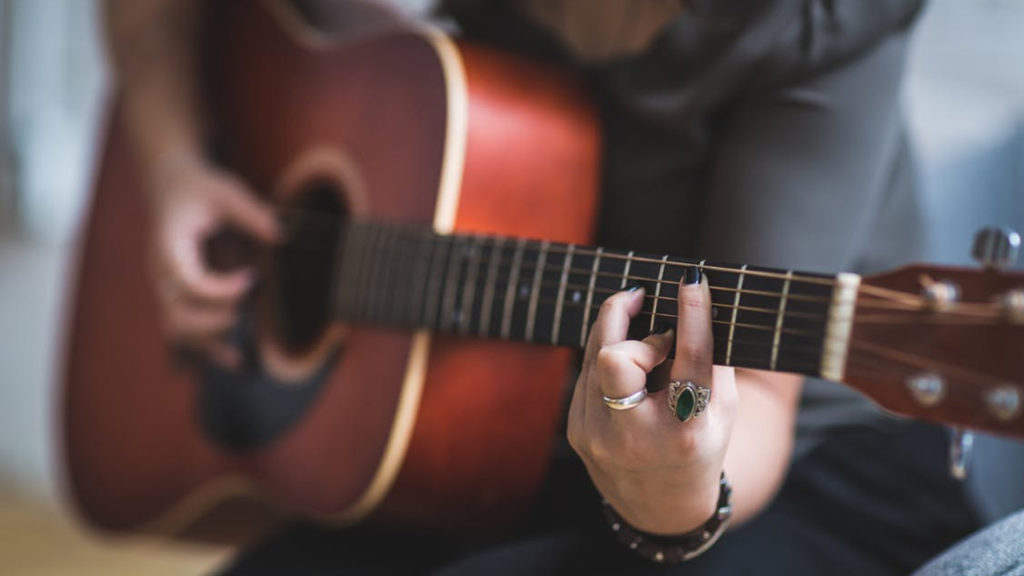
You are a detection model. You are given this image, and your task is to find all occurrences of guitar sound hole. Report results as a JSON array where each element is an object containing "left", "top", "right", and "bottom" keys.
[{"left": 274, "top": 179, "right": 347, "bottom": 354}]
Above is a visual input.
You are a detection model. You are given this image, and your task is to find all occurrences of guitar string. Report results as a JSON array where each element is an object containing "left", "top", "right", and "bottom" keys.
[
  {"left": 280, "top": 217, "right": 1016, "bottom": 382},
  {"left": 337, "top": 246, "right": 1004, "bottom": 327},
  {"left": 288, "top": 221, "right": 1003, "bottom": 319},
  {"left": 337, "top": 231, "right": 846, "bottom": 306},
  {"left": 849, "top": 338, "right": 1015, "bottom": 388}
]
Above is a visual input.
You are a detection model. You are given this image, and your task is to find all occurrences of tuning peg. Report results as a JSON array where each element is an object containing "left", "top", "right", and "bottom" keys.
[
  {"left": 949, "top": 427, "right": 974, "bottom": 481},
  {"left": 972, "top": 227, "right": 1021, "bottom": 269}
]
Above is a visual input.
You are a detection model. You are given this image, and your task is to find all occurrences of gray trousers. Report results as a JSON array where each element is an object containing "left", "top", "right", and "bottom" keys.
[{"left": 914, "top": 510, "right": 1024, "bottom": 576}]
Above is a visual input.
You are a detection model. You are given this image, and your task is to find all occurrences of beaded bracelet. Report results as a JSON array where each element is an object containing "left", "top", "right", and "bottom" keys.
[{"left": 602, "top": 473, "right": 732, "bottom": 564}]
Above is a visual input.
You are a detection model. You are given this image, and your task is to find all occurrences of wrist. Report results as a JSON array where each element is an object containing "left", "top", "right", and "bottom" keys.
[
  {"left": 604, "top": 468, "right": 722, "bottom": 536},
  {"left": 603, "top": 472, "right": 732, "bottom": 563}
]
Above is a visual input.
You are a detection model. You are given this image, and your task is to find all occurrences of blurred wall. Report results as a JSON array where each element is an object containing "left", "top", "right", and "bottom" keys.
[{"left": 7, "top": 0, "right": 107, "bottom": 243}]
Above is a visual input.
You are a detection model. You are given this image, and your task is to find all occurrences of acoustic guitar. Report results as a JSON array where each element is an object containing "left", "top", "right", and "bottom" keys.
[{"left": 63, "top": 0, "right": 1024, "bottom": 541}]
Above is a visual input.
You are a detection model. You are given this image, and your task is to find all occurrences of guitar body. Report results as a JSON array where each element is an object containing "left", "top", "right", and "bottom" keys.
[{"left": 63, "top": 0, "right": 599, "bottom": 537}]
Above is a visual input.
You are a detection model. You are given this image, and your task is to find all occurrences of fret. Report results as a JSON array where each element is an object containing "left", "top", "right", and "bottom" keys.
[
  {"left": 329, "top": 226, "right": 841, "bottom": 379},
  {"left": 525, "top": 241, "right": 550, "bottom": 342},
  {"left": 440, "top": 236, "right": 466, "bottom": 332},
  {"left": 399, "top": 228, "right": 431, "bottom": 328},
  {"left": 457, "top": 236, "right": 484, "bottom": 334},
  {"left": 649, "top": 255, "right": 670, "bottom": 333},
  {"left": 478, "top": 236, "right": 505, "bottom": 336},
  {"left": 775, "top": 277, "right": 832, "bottom": 375},
  {"left": 551, "top": 244, "right": 575, "bottom": 344},
  {"left": 726, "top": 265, "right": 787, "bottom": 370},
  {"left": 381, "top": 227, "right": 406, "bottom": 326},
  {"left": 580, "top": 247, "right": 604, "bottom": 347},
  {"left": 770, "top": 270, "right": 793, "bottom": 370},
  {"left": 501, "top": 238, "right": 527, "bottom": 339},
  {"left": 408, "top": 229, "right": 435, "bottom": 327},
  {"left": 358, "top": 224, "right": 384, "bottom": 322},
  {"left": 619, "top": 250, "right": 634, "bottom": 290},
  {"left": 334, "top": 223, "right": 364, "bottom": 319},
  {"left": 375, "top": 226, "right": 401, "bottom": 323},
  {"left": 422, "top": 235, "right": 451, "bottom": 330},
  {"left": 724, "top": 264, "right": 748, "bottom": 366}
]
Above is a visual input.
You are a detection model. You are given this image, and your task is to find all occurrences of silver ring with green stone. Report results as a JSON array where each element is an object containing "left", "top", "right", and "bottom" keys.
[{"left": 667, "top": 380, "right": 710, "bottom": 422}]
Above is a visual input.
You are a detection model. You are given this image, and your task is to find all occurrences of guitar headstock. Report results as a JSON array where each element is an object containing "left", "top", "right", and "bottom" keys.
[{"left": 845, "top": 233, "right": 1024, "bottom": 439}]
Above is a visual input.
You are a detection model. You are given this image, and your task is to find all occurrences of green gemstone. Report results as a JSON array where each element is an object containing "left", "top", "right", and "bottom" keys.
[{"left": 675, "top": 386, "right": 696, "bottom": 422}]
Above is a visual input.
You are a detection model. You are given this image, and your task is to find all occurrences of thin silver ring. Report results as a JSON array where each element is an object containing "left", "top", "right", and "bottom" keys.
[
  {"left": 602, "top": 388, "right": 648, "bottom": 411},
  {"left": 667, "top": 380, "right": 711, "bottom": 422}
]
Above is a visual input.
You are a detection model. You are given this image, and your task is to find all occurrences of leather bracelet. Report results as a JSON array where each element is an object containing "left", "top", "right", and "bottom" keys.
[{"left": 602, "top": 473, "right": 732, "bottom": 563}]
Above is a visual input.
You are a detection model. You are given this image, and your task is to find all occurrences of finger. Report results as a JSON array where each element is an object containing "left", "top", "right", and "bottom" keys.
[
  {"left": 592, "top": 331, "right": 674, "bottom": 401},
  {"left": 216, "top": 179, "right": 280, "bottom": 243},
  {"left": 585, "top": 287, "right": 645, "bottom": 356},
  {"left": 165, "top": 230, "right": 255, "bottom": 303},
  {"left": 163, "top": 301, "right": 238, "bottom": 340},
  {"left": 199, "top": 338, "right": 242, "bottom": 370},
  {"left": 672, "top": 268, "right": 713, "bottom": 383}
]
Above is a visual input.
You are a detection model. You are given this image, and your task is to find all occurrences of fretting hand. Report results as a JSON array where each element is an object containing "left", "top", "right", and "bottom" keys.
[{"left": 568, "top": 271, "right": 739, "bottom": 536}]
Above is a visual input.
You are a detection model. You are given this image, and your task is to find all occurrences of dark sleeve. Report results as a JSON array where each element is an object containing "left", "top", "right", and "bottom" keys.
[{"left": 697, "top": 28, "right": 919, "bottom": 274}]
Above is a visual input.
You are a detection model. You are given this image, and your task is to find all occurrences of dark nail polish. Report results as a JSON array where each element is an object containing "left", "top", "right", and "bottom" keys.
[
  {"left": 650, "top": 322, "right": 673, "bottom": 335},
  {"left": 684, "top": 265, "right": 702, "bottom": 285}
]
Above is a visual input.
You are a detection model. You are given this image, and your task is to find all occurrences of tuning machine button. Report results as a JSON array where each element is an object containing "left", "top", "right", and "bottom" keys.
[
  {"left": 972, "top": 227, "right": 1021, "bottom": 269},
  {"left": 1002, "top": 289, "right": 1024, "bottom": 323},
  {"left": 907, "top": 372, "right": 946, "bottom": 407},
  {"left": 985, "top": 385, "right": 1022, "bottom": 422},
  {"left": 922, "top": 280, "right": 959, "bottom": 311}
]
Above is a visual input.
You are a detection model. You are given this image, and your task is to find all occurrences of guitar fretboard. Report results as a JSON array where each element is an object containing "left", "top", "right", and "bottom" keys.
[{"left": 333, "top": 221, "right": 849, "bottom": 379}]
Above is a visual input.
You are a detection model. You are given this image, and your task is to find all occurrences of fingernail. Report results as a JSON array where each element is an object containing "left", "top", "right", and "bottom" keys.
[
  {"left": 683, "top": 266, "right": 702, "bottom": 285},
  {"left": 650, "top": 322, "right": 673, "bottom": 335},
  {"left": 627, "top": 284, "right": 643, "bottom": 293}
]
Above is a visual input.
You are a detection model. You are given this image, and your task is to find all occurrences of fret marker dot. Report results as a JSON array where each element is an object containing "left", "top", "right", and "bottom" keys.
[
  {"left": 519, "top": 284, "right": 530, "bottom": 299},
  {"left": 452, "top": 310, "right": 462, "bottom": 325},
  {"left": 712, "top": 307, "right": 719, "bottom": 319},
  {"left": 572, "top": 291, "right": 582, "bottom": 303}
]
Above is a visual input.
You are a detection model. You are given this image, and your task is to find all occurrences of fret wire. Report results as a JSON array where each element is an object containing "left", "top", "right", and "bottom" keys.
[
  {"left": 525, "top": 241, "right": 550, "bottom": 342},
  {"left": 379, "top": 226, "right": 403, "bottom": 323},
  {"left": 440, "top": 236, "right": 465, "bottom": 332},
  {"left": 366, "top": 230, "right": 836, "bottom": 305},
  {"left": 649, "top": 255, "right": 670, "bottom": 333},
  {"left": 422, "top": 235, "right": 451, "bottom": 330},
  {"left": 429, "top": 240, "right": 836, "bottom": 286},
  {"left": 770, "top": 270, "right": 793, "bottom": 370},
  {"left": 458, "top": 236, "right": 484, "bottom": 335},
  {"left": 333, "top": 223, "right": 362, "bottom": 318},
  {"left": 375, "top": 226, "right": 394, "bottom": 324},
  {"left": 581, "top": 247, "right": 604, "bottom": 347},
  {"left": 392, "top": 229, "right": 416, "bottom": 326},
  {"left": 619, "top": 250, "right": 634, "bottom": 290},
  {"left": 478, "top": 236, "right": 505, "bottom": 336},
  {"left": 342, "top": 238, "right": 839, "bottom": 326},
  {"left": 359, "top": 224, "right": 383, "bottom": 321},
  {"left": 410, "top": 226, "right": 436, "bottom": 326},
  {"left": 459, "top": 258, "right": 835, "bottom": 305},
  {"left": 501, "top": 238, "right": 527, "bottom": 340},
  {"left": 725, "top": 264, "right": 748, "bottom": 366},
  {"left": 552, "top": 244, "right": 575, "bottom": 345}
]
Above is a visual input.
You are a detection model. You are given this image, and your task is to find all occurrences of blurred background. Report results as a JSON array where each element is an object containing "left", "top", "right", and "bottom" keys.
[{"left": 0, "top": 0, "right": 1022, "bottom": 573}]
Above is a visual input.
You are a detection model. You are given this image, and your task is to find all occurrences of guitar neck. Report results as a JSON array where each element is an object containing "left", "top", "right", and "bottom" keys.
[{"left": 333, "top": 221, "right": 860, "bottom": 381}]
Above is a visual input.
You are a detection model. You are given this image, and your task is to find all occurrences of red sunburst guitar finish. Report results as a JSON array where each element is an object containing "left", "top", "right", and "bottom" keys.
[
  {"left": 64, "top": 0, "right": 600, "bottom": 539},
  {"left": 63, "top": 0, "right": 1024, "bottom": 544}
]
